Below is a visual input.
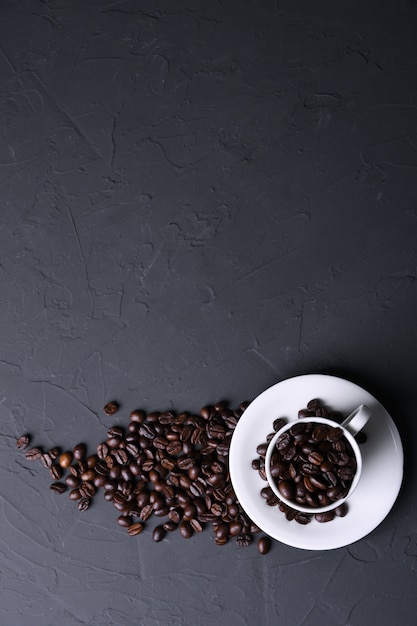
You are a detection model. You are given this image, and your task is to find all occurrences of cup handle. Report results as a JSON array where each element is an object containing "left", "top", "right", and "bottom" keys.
[{"left": 341, "top": 404, "right": 371, "bottom": 436}]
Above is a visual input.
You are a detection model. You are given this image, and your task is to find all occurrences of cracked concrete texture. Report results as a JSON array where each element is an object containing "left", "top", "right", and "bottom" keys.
[{"left": 0, "top": 1, "right": 416, "bottom": 625}]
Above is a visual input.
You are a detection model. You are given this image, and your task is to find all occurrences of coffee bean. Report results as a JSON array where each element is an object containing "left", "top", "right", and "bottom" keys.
[
  {"left": 40, "top": 453, "right": 53, "bottom": 468},
  {"left": 334, "top": 503, "right": 348, "bottom": 517},
  {"left": 103, "top": 401, "right": 119, "bottom": 416},
  {"left": 257, "top": 536, "right": 271, "bottom": 554},
  {"left": 315, "top": 511, "right": 335, "bottom": 523},
  {"left": 50, "top": 482, "right": 67, "bottom": 494},
  {"left": 128, "top": 522, "right": 144, "bottom": 536},
  {"left": 152, "top": 525, "right": 166, "bottom": 542},
  {"left": 25, "top": 447, "right": 42, "bottom": 461},
  {"left": 58, "top": 451, "right": 73, "bottom": 468},
  {"left": 16, "top": 435, "right": 30, "bottom": 450},
  {"left": 278, "top": 479, "right": 296, "bottom": 500},
  {"left": 117, "top": 515, "right": 132, "bottom": 527},
  {"left": 236, "top": 533, "right": 253, "bottom": 547},
  {"left": 73, "top": 443, "right": 87, "bottom": 460},
  {"left": 50, "top": 465, "right": 63, "bottom": 480},
  {"left": 179, "top": 520, "right": 193, "bottom": 538},
  {"left": 78, "top": 497, "right": 91, "bottom": 512}
]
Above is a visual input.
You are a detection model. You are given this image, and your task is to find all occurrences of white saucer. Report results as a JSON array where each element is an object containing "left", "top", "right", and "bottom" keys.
[{"left": 229, "top": 374, "right": 404, "bottom": 550}]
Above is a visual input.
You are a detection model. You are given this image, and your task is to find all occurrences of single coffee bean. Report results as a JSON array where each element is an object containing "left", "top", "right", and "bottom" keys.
[
  {"left": 40, "top": 453, "right": 53, "bottom": 468},
  {"left": 179, "top": 520, "right": 193, "bottom": 538},
  {"left": 16, "top": 435, "right": 30, "bottom": 450},
  {"left": 189, "top": 519, "right": 203, "bottom": 533},
  {"left": 68, "top": 488, "right": 82, "bottom": 501},
  {"left": 80, "top": 469, "right": 96, "bottom": 482},
  {"left": 50, "top": 465, "right": 63, "bottom": 480},
  {"left": 307, "top": 399, "right": 321, "bottom": 411},
  {"left": 107, "top": 426, "right": 124, "bottom": 439},
  {"left": 78, "top": 497, "right": 91, "bottom": 512},
  {"left": 117, "top": 515, "right": 132, "bottom": 527},
  {"left": 50, "top": 482, "right": 67, "bottom": 494},
  {"left": 58, "top": 451, "right": 73, "bottom": 468},
  {"left": 236, "top": 533, "right": 253, "bottom": 547},
  {"left": 25, "top": 447, "right": 42, "bottom": 461},
  {"left": 103, "top": 401, "right": 119, "bottom": 416},
  {"left": 65, "top": 475, "right": 81, "bottom": 488},
  {"left": 152, "top": 525, "right": 167, "bottom": 542},
  {"left": 278, "top": 479, "right": 296, "bottom": 500},
  {"left": 273, "top": 418, "right": 287, "bottom": 431},
  {"left": 73, "top": 443, "right": 87, "bottom": 460},
  {"left": 130, "top": 409, "right": 146, "bottom": 423},
  {"left": 334, "top": 503, "right": 348, "bottom": 517},
  {"left": 308, "top": 451, "right": 324, "bottom": 466},
  {"left": 257, "top": 536, "right": 271, "bottom": 554},
  {"left": 315, "top": 511, "right": 335, "bottom": 523},
  {"left": 128, "top": 522, "right": 144, "bottom": 536}
]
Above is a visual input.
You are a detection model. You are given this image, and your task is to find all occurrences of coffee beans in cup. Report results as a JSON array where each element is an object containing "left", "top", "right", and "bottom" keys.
[{"left": 252, "top": 398, "right": 367, "bottom": 525}]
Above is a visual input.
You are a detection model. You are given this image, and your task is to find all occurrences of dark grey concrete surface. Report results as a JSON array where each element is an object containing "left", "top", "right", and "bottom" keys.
[{"left": 1, "top": 1, "right": 417, "bottom": 624}]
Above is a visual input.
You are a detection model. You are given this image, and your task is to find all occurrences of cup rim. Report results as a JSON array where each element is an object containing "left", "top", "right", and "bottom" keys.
[{"left": 264, "top": 416, "right": 363, "bottom": 514}]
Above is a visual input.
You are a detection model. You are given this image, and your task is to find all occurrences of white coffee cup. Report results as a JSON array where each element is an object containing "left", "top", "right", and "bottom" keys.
[{"left": 264, "top": 404, "right": 371, "bottom": 514}]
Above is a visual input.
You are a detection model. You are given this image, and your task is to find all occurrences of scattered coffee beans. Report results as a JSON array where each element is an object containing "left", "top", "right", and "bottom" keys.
[{"left": 17, "top": 399, "right": 272, "bottom": 556}]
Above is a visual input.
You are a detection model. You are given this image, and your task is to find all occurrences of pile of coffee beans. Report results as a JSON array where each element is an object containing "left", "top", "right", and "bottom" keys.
[
  {"left": 17, "top": 400, "right": 271, "bottom": 555},
  {"left": 252, "top": 398, "right": 367, "bottom": 525}
]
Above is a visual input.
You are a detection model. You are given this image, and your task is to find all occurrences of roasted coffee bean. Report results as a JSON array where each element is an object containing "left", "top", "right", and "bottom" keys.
[
  {"left": 130, "top": 409, "right": 146, "bottom": 423},
  {"left": 273, "top": 418, "right": 287, "bottom": 432},
  {"left": 117, "top": 515, "right": 132, "bottom": 527},
  {"left": 50, "top": 482, "right": 67, "bottom": 494},
  {"left": 78, "top": 497, "right": 91, "bottom": 512},
  {"left": 103, "top": 401, "right": 119, "bottom": 416},
  {"left": 189, "top": 519, "right": 203, "bottom": 533},
  {"left": 50, "top": 465, "right": 63, "bottom": 480},
  {"left": 152, "top": 525, "right": 167, "bottom": 542},
  {"left": 257, "top": 536, "right": 271, "bottom": 554},
  {"left": 65, "top": 474, "right": 81, "bottom": 488},
  {"left": 114, "top": 449, "right": 129, "bottom": 466},
  {"left": 73, "top": 443, "right": 87, "bottom": 460},
  {"left": 308, "top": 451, "right": 324, "bottom": 466},
  {"left": 307, "top": 399, "right": 321, "bottom": 411},
  {"left": 58, "top": 451, "right": 73, "bottom": 468},
  {"left": 312, "top": 425, "right": 328, "bottom": 442},
  {"left": 16, "top": 435, "right": 30, "bottom": 450},
  {"left": 25, "top": 447, "right": 42, "bottom": 461},
  {"left": 298, "top": 409, "right": 314, "bottom": 418},
  {"left": 128, "top": 522, "right": 144, "bottom": 536},
  {"left": 315, "top": 511, "right": 335, "bottom": 523},
  {"left": 80, "top": 469, "right": 96, "bottom": 482},
  {"left": 40, "top": 453, "right": 53, "bottom": 468},
  {"left": 295, "top": 513, "right": 312, "bottom": 525},
  {"left": 236, "top": 533, "right": 253, "bottom": 547},
  {"left": 68, "top": 488, "right": 82, "bottom": 501},
  {"left": 334, "top": 503, "right": 348, "bottom": 517},
  {"left": 107, "top": 426, "right": 124, "bottom": 439},
  {"left": 278, "top": 479, "right": 296, "bottom": 500},
  {"left": 79, "top": 482, "right": 96, "bottom": 498},
  {"left": 309, "top": 475, "right": 329, "bottom": 490},
  {"left": 179, "top": 520, "right": 193, "bottom": 538},
  {"left": 276, "top": 433, "right": 291, "bottom": 451}
]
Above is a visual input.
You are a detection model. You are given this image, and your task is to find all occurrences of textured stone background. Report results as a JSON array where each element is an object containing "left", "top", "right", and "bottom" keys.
[{"left": 1, "top": 1, "right": 416, "bottom": 625}]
